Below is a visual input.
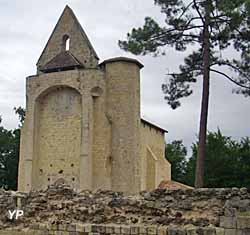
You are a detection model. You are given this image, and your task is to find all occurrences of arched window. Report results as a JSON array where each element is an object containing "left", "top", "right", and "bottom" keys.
[{"left": 62, "top": 35, "right": 70, "bottom": 51}]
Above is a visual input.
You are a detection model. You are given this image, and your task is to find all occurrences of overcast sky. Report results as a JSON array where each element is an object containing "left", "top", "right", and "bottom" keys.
[{"left": 0, "top": 0, "right": 249, "bottom": 153}]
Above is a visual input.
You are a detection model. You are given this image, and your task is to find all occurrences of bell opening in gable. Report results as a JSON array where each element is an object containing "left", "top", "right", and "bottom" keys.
[
  {"left": 37, "top": 6, "right": 99, "bottom": 73},
  {"left": 62, "top": 34, "right": 70, "bottom": 52}
]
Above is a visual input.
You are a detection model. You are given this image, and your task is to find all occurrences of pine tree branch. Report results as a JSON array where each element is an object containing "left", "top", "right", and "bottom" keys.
[
  {"left": 210, "top": 9, "right": 225, "bottom": 52},
  {"left": 193, "top": 0, "right": 205, "bottom": 24},
  {"left": 215, "top": 61, "right": 250, "bottom": 82},
  {"left": 144, "top": 24, "right": 203, "bottom": 44},
  {"left": 210, "top": 18, "right": 231, "bottom": 24},
  {"left": 162, "top": 24, "right": 203, "bottom": 35},
  {"left": 185, "top": 17, "right": 203, "bottom": 28},
  {"left": 210, "top": 68, "right": 250, "bottom": 89},
  {"left": 178, "top": 1, "right": 195, "bottom": 20},
  {"left": 148, "top": 28, "right": 202, "bottom": 44}
]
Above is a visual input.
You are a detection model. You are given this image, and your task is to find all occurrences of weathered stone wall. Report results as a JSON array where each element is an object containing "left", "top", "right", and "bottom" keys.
[
  {"left": 18, "top": 68, "right": 108, "bottom": 192},
  {"left": 91, "top": 85, "right": 112, "bottom": 191},
  {"left": 1, "top": 184, "right": 250, "bottom": 234},
  {"left": 35, "top": 87, "right": 82, "bottom": 190},
  {"left": 0, "top": 224, "right": 235, "bottom": 235},
  {"left": 140, "top": 122, "right": 171, "bottom": 191}
]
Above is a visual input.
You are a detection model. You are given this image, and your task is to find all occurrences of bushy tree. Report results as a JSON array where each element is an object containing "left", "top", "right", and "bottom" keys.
[
  {"left": 0, "top": 119, "right": 20, "bottom": 190},
  {"left": 165, "top": 140, "right": 187, "bottom": 183},
  {"left": 119, "top": 0, "right": 250, "bottom": 187},
  {"left": 0, "top": 107, "right": 25, "bottom": 190},
  {"left": 184, "top": 130, "right": 250, "bottom": 187}
]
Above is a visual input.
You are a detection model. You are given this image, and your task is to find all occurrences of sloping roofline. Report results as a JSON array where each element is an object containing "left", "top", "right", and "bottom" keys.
[{"left": 141, "top": 118, "right": 168, "bottom": 133}]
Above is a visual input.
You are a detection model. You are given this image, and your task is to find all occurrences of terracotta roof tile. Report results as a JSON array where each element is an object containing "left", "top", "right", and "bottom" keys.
[{"left": 158, "top": 180, "right": 193, "bottom": 189}]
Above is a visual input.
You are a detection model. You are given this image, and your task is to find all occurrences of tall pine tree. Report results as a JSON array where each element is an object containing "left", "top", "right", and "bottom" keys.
[{"left": 119, "top": 0, "right": 250, "bottom": 187}]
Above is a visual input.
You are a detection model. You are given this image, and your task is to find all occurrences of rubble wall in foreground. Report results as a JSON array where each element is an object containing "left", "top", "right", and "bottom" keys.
[
  {"left": 0, "top": 184, "right": 250, "bottom": 234},
  {"left": 0, "top": 222, "right": 250, "bottom": 235}
]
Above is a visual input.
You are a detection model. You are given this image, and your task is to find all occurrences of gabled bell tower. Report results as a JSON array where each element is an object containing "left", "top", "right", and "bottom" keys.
[{"left": 37, "top": 5, "right": 99, "bottom": 73}]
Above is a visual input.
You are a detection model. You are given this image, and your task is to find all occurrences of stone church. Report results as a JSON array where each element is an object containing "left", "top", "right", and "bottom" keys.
[{"left": 18, "top": 6, "right": 171, "bottom": 194}]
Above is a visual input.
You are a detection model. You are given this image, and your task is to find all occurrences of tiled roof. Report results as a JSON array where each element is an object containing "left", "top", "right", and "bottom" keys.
[
  {"left": 158, "top": 180, "right": 193, "bottom": 189},
  {"left": 40, "top": 51, "right": 84, "bottom": 72}
]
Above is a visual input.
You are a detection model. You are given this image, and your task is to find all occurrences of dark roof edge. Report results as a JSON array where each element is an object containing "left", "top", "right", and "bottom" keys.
[
  {"left": 99, "top": 57, "right": 144, "bottom": 69},
  {"left": 39, "top": 51, "right": 84, "bottom": 72},
  {"left": 141, "top": 118, "right": 168, "bottom": 133}
]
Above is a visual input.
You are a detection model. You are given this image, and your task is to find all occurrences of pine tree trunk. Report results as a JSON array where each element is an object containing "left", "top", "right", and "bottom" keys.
[{"left": 195, "top": 4, "right": 211, "bottom": 188}]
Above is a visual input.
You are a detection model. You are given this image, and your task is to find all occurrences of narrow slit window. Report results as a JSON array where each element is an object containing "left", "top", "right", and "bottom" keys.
[
  {"left": 62, "top": 35, "right": 70, "bottom": 51},
  {"left": 65, "top": 38, "right": 70, "bottom": 51}
]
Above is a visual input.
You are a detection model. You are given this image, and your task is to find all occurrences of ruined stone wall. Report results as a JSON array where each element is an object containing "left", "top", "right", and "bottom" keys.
[
  {"left": 140, "top": 122, "right": 171, "bottom": 191},
  {"left": 0, "top": 224, "right": 236, "bottom": 235},
  {"left": 2, "top": 184, "right": 250, "bottom": 235}
]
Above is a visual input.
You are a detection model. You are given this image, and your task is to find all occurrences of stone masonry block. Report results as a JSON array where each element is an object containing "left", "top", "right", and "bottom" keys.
[
  {"left": 168, "top": 227, "right": 186, "bottom": 235},
  {"left": 89, "top": 233, "right": 100, "bottom": 235},
  {"left": 237, "top": 216, "right": 250, "bottom": 229},
  {"left": 106, "top": 225, "right": 115, "bottom": 234},
  {"left": 113, "top": 225, "right": 121, "bottom": 234},
  {"left": 237, "top": 229, "right": 250, "bottom": 235},
  {"left": 121, "top": 226, "right": 131, "bottom": 234},
  {"left": 91, "top": 224, "right": 105, "bottom": 233},
  {"left": 75, "top": 223, "right": 85, "bottom": 232},
  {"left": 220, "top": 217, "right": 237, "bottom": 229},
  {"left": 131, "top": 226, "right": 140, "bottom": 235},
  {"left": 67, "top": 224, "right": 76, "bottom": 232},
  {"left": 158, "top": 226, "right": 168, "bottom": 235},
  {"left": 55, "top": 231, "right": 66, "bottom": 235},
  {"left": 58, "top": 224, "right": 67, "bottom": 231},
  {"left": 224, "top": 229, "right": 237, "bottom": 235},
  {"left": 200, "top": 228, "right": 216, "bottom": 235},
  {"left": 147, "top": 226, "right": 157, "bottom": 235},
  {"left": 29, "top": 223, "right": 40, "bottom": 230},
  {"left": 36, "top": 230, "right": 50, "bottom": 235},
  {"left": 215, "top": 227, "right": 225, "bottom": 235},
  {"left": 14, "top": 229, "right": 33, "bottom": 235},
  {"left": 65, "top": 232, "right": 72, "bottom": 235},
  {"left": 83, "top": 224, "right": 92, "bottom": 233},
  {"left": 139, "top": 226, "right": 147, "bottom": 234},
  {"left": 186, "top": 227, "right": 198, "bottom": 235},
  {"left": 50, "top": 223, "right": 59, "bottom": 231}
]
